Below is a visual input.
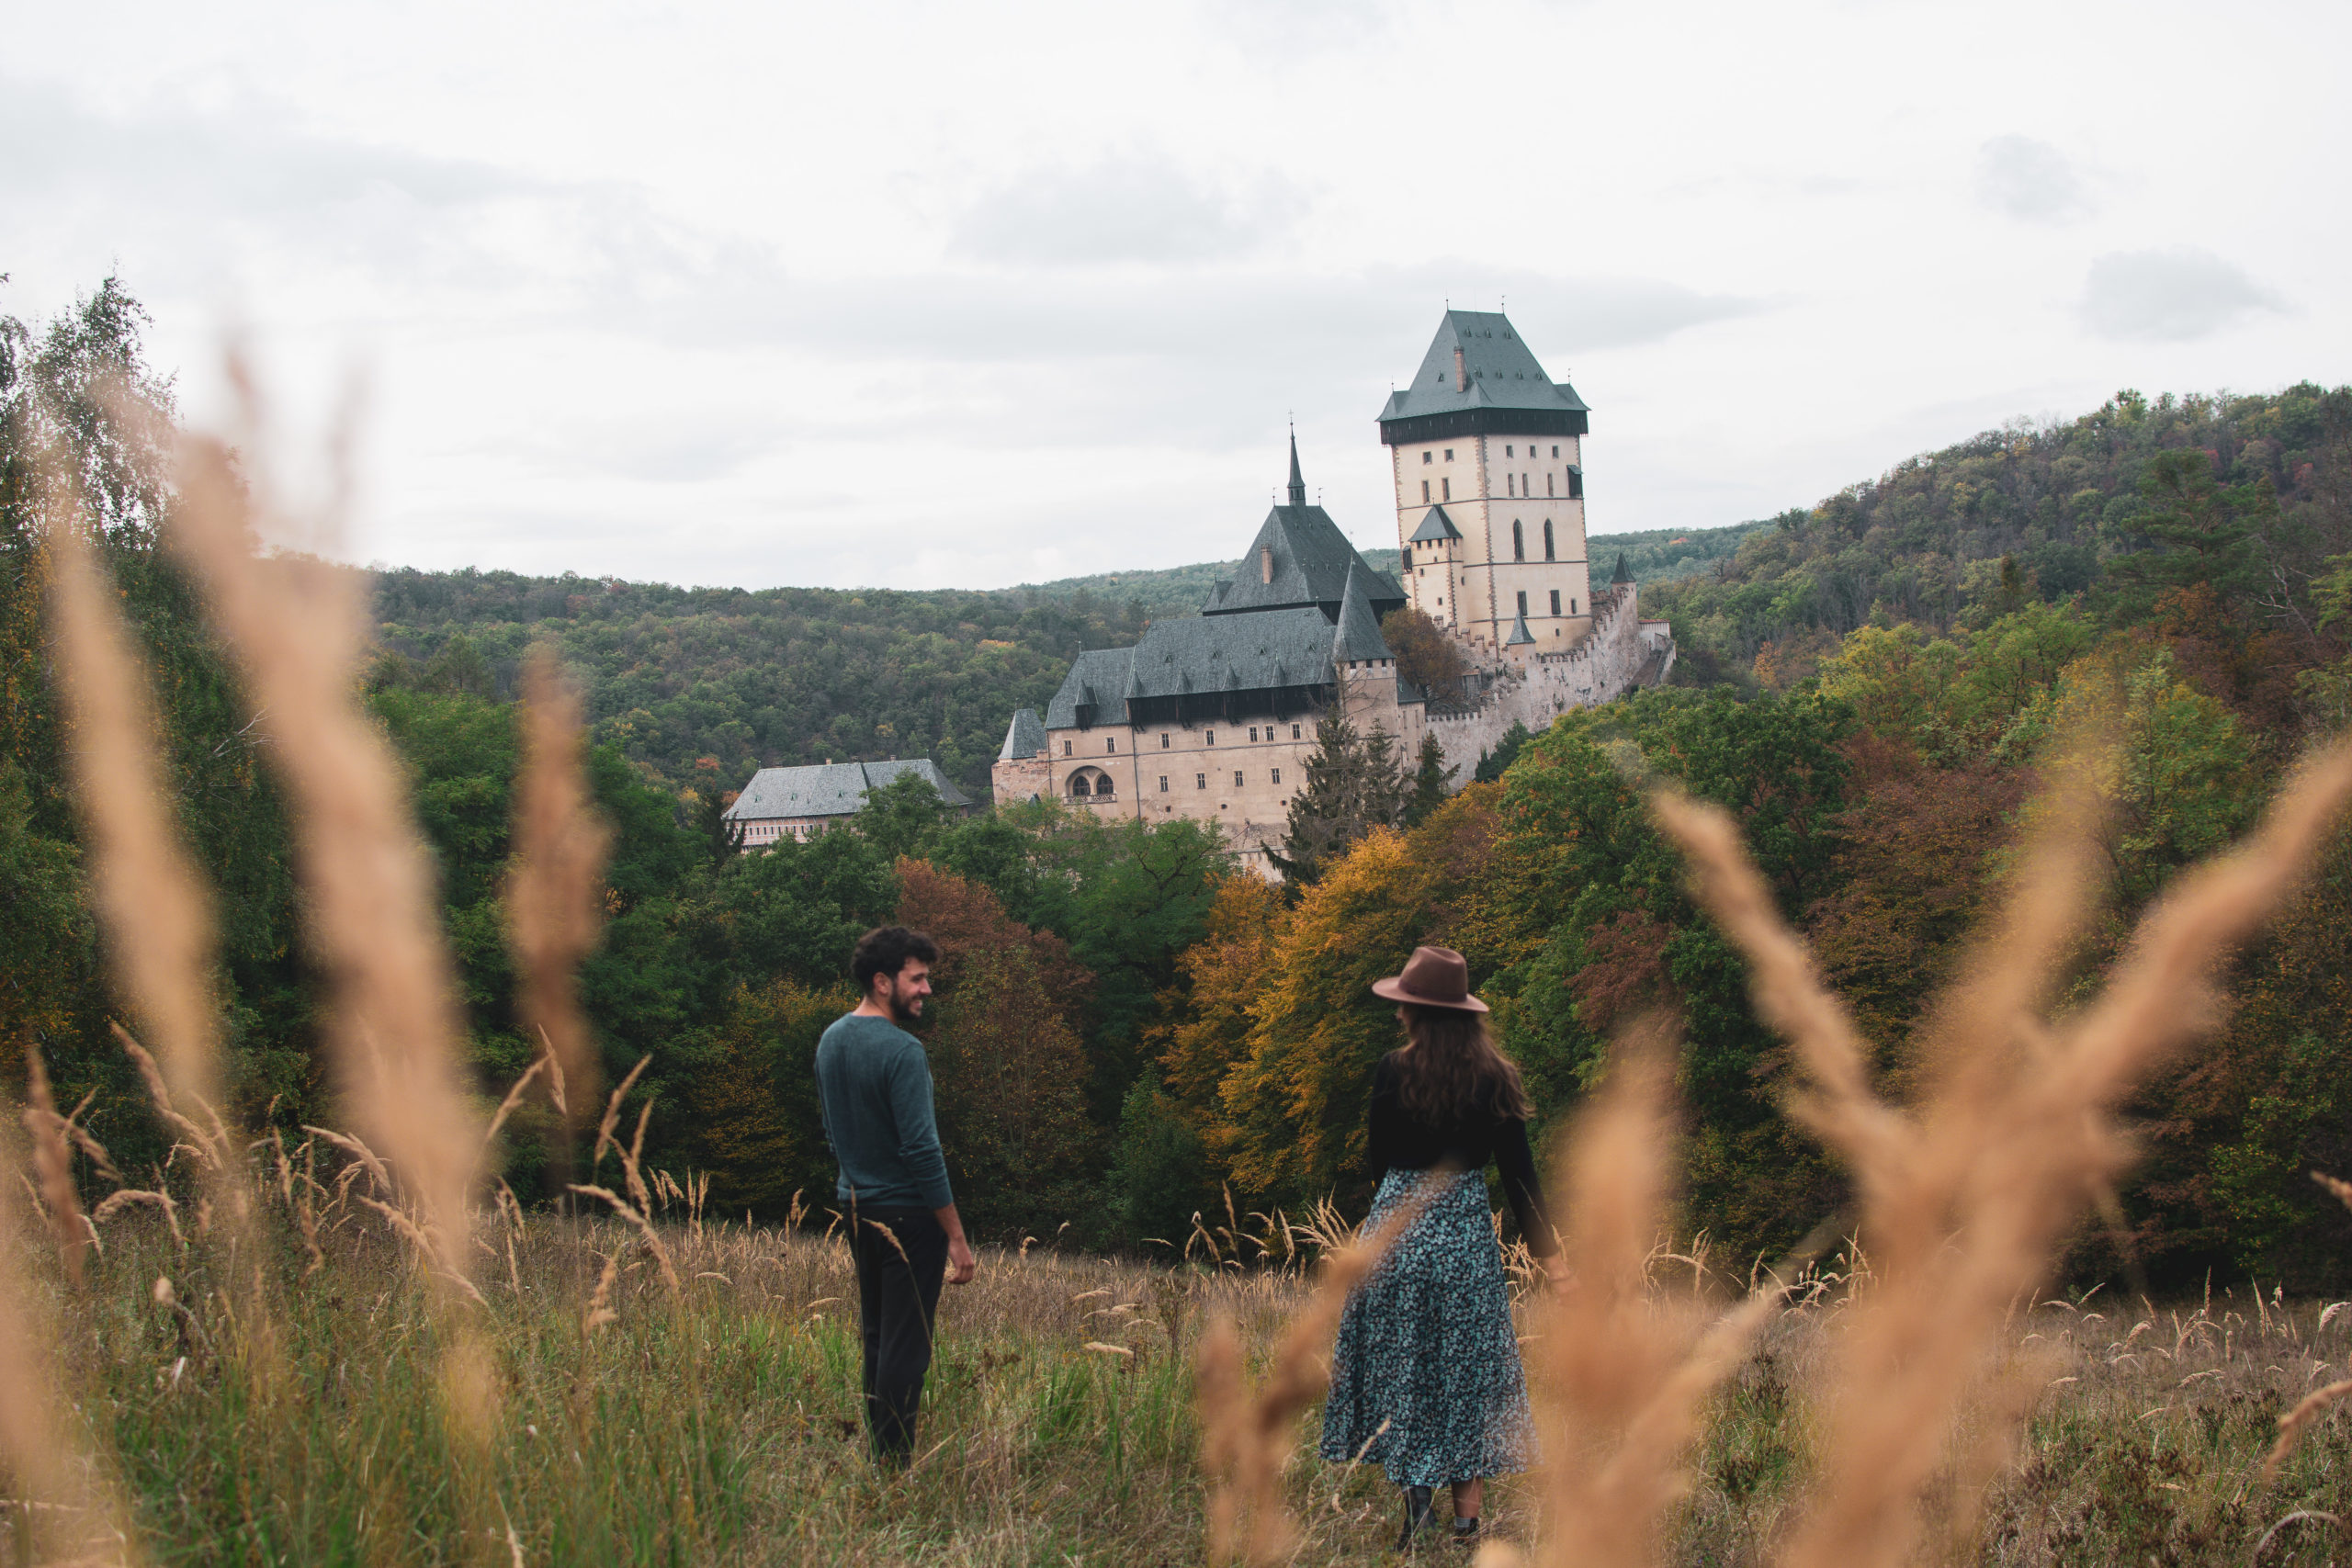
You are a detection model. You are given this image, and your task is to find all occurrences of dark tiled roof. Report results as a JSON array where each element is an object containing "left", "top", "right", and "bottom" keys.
[
  {"left": 1331, "top": 563, "right": 1391, "bottom": 663},
  {"left": 1044, "top": 648, "right": 1137, "bottom": 729},
  {"left": 1206, "top": 503, "right": 1406, "bottom": 619},
  {"left": 1408, "top": 504, "right": 1463, "bottom": 543},
  {"left": 1611, "top": 551, "right": 1634, "bottom": 584},
  {"left": 999, "top": 707, "right": 1046, "bottom": 761},
  {"left": 1504, "top": 614, "right": 1536, "bottom": 647},
  {"left": 1119, "top": 608, "right": 1349, "bottom": 702},
  {"left": 1378, "top": 310, "right": 1589, "bottom": 425},
  {"left": 724, "top": 758, "right": 970, "bottom": 822}
]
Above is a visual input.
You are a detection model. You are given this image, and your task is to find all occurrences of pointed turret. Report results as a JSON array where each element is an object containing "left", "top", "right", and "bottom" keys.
[
  {"left": 1504, "top": 613, "right": 1536, "bottom": 647},
  {"left": 1331, "top": 561, "right": 1391, "bottom": 665},
  {"left": 1286, "top": 428, "right": 1306, "bottom": 508},
  {"left": 1611, "top": 551, "right": 1634, "bottom": 586}
]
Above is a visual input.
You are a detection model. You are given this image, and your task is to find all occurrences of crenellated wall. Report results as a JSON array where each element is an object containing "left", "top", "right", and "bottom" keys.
[{"left": 1422, "top": 580, "right": 1671, "bottom": 778}]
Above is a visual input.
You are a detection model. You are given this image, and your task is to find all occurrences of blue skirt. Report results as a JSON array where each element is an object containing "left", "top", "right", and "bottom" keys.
[{"left": 1317, "top": 1168, "right": 1541, "bottom": 1486}]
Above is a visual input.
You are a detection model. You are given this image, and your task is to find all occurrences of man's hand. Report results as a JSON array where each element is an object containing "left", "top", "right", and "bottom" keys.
[{"left": 935, "top": 1203, "right": 978, "bottom": 1285}]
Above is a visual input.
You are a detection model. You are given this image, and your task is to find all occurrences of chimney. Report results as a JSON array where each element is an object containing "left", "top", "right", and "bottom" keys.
[
  {"left": 1260, "top": 544, "right": 1273, "bottom": 584},
  {"left": 1453, "top": 347, "right": 1467, "bottom": 392}
]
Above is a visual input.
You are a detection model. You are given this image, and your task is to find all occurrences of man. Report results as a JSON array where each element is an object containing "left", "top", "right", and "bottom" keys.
[{"left": 813, "top": 925, "right": 978, "bottom": 1466}]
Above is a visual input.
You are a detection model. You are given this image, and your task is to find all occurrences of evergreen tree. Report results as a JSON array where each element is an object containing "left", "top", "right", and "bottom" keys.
[
  {"left": 1267, "top": 715, "right": 1408, "bottom": 886},
  {"left": 1403, "top": 730, "right": 1456, "bottom": 827},
  {"left": 691, "top": 787, "right": 743, "bottom": 868},
  {"left": 1472, "top": 719, "right": 1532, "bottom": 784}
]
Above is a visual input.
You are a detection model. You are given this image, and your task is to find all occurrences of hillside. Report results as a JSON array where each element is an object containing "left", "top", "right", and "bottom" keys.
[
  {"left": 369, "top": 519, "right": 1766, "bottom": 795},
  {"left": 1649, "top": 385, "right": 2352, "bottom": 689}
]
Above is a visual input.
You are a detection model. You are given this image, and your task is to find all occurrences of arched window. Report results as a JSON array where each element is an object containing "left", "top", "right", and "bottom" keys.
[
  {"left": 1069, "top": 773, "right": 1091, "bottom": 798},
  {"left": 1543, "top": 520, "right": 1555, "bottom": 560},
  {"left": 1512, "top": 520, "right": 1524, "bottom": 561}
]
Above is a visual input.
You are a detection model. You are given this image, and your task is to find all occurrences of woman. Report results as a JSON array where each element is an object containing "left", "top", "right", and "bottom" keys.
[{"left": 1319, "top": 945, "right": 1555, "bottom": 1551}]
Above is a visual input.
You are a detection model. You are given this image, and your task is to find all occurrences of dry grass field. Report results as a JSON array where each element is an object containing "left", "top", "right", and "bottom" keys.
[{"left": 13, "top": 1185, "right": 2352, "bottom": 1565}]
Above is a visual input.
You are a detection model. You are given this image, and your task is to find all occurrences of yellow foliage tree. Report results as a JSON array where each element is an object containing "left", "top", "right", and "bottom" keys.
[{"left": 1216, "top": 828, "right": 1440, "bottom": 1200}]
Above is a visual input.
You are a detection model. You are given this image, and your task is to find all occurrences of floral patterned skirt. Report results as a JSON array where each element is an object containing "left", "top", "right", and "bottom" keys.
[{"left": 1317, "top": 1167, "right": 1541, "bottom": 1487}]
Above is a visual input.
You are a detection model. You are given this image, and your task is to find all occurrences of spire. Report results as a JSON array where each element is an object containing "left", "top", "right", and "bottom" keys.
[
  {"left": 1286, "top": 427, "right": 1306, "bottom": 509},
  {"left": 1504, "top": 613, "right": 1536, "bottom": 647},
  {"left": 1611, "top": 551, "right": 1634, "bottom": 586}
]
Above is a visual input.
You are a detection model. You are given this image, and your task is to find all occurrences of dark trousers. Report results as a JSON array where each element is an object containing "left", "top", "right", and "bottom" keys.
[{"left": 849, "top": 1204, "right": 947, "bottom": 1463}]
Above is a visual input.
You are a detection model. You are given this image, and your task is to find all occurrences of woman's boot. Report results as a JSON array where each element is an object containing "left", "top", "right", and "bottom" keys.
[{"left": 1396, "top": 1484, "right": 1435, "bottom": 1551}]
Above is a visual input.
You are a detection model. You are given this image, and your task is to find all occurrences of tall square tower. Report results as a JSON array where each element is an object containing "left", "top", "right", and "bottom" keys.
[{"left": 1377, "top": 310, "right": 1593, "bottom": 653}]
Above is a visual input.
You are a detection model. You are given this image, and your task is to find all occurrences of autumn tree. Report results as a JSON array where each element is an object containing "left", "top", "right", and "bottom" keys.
[
  {"left": 1379, "top": 605, "right": 1471, "bottom": 704},
  {"left": 893, "top": 859, "right": 1096, "bottom": 1234}
]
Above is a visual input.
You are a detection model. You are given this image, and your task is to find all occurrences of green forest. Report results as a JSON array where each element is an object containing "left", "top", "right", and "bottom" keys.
[{"left": 9, "top": 279, "right": 2352, "bottom": 1290}]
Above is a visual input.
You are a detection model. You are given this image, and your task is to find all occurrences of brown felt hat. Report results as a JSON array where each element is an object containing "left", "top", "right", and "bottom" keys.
[{"left": 1370, "top": 945, "right": 1488, "bottom": 1013}]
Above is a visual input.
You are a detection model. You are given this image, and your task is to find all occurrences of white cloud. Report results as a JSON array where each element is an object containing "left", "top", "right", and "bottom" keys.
[
  {"left": 2079, "top": 247, "right": 2287, "bottom": 343},
  {"left": 1975, "top": 135, "right": 2093, "bottom": 223},
  {"left": 954, "top": 154, "right": 1309, "bottom": 265}
]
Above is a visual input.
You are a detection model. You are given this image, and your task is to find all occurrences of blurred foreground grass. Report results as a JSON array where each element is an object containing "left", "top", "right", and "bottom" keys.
[{"left": 24, "top": 1207, "right": 2352, "bottom": 1565}]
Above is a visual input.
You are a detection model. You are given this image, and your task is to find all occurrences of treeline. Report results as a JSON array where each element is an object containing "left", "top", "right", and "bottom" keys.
[{"left": 1650, "top": 385, "right": 2352, "bottom": 687}]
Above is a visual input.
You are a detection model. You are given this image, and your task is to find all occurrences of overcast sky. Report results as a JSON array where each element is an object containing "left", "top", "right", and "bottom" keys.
[{"left": 5, "top": 0, "right": 2343, "bottom": 592}]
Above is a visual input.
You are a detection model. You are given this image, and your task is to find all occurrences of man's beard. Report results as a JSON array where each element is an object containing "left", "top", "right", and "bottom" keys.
[{"left": 888, "top": 987, "right": 925, "bottom": 1025}]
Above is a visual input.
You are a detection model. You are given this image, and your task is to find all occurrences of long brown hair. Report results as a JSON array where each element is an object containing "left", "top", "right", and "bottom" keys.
[{"left": 1393, "top": 1004, "right": 1532, "bottom": 1124}]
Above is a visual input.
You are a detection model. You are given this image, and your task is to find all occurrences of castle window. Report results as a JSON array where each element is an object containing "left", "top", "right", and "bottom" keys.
[
  {"left": 1234, "top": 771, "right": 1244, "bottom": 787},
  {"left": 1422, "top": 451, "right": 1432, "bottom": 465},
  {"left": 1071, "top": 774, "right": 1091, "bottom": 797},
  {"left": 1442, "top": 478, "right": 1450, "bottom": 501},
  {"left": 1205, "top": 729, "right": 1215, "bottom": 746},
  {"left": 1249, "top": 728, "right": 1258, "bottom": 741},
  {"left": 1567, "top": 466, "right": 1583, "bottom": 500},
  {"left": 1544, "top": 519, "right": 1555, "bottom": 560},
  {"left": 1063, "top": 740, "right": 1072, "bottom": 757},
  {"left": 1512, "top": 520, "right": 1524, "bottom": 561},
  {"left": 1505, "top": 445, "right": 1514, "bottom": 457},
  {"left": 1547, "top": 473, "right": 1555, "bottom": 496},
  {"left": 1518, "top": 591, "right": 1529, "bottom": 616},
  {"left": 1272, "top": 767, "right": 1282, "bottom": 784},
  {"left": 1107, "top": 737, "right": 1116, "bottom": 753},
  {"left": 1421, "top": 480, "right": 1430, "bottom": 503},
  {"left": 1292, "top": 724, "right": 1302, "bottom": 739},
  {"left": 1507, "top": 473, "right": 1515, "bottom": 496},
  {"left": 1572, "top": 598, "right": 1578, "bottom": 615},
  {"left": 1552, "top": 446, "right": 1560, "bottom": 457},
  {"left": 1159, "top": 775, "right": 1169, "bottom": 792},
  {"left": 1195, "top": 773, "right": 1207, "bottom": 789},
  {"left": 1161, "top": 733, "right": 1170, "bottom": 749},
  {"left": 1551, "top": 589, "right": 1562, "bottom": 615},
  {"left": 1443, "top": 449, "right": 1453, "bottom": 461}
]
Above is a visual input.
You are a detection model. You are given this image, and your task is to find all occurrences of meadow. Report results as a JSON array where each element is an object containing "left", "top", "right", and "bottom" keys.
[{"left": 18, "top": 1173, "right": 2352, "bottom": 1566}]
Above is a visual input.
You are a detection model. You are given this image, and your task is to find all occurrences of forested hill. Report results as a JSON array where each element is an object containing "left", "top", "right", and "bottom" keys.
[
  {"left": 1649, "top": 385, "right": 2352, "bottom": 687},
  {"left": 370, "top": 519, "right": 1767, "bottom": 796}
]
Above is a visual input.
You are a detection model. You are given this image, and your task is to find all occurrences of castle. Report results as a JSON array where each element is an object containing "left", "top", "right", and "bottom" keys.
[{"left": 992, "top": 309, "right": 1673, "bottom": 874}]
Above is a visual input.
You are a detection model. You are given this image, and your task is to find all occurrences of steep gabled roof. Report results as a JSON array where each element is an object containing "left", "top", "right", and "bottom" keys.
[
  {"left": 724, "top": 758, "right": 970, "bottom": 822},
  {"left": 1408, "top": 504, "right": 1463, "bottom": 543},
  {"left": 1377, "top": 310, "right": 1589, "bottom": 440},
  {"left": 999, "top": 707, "right": 1046, "bottom": 761},
  {"left": 1204, "top": 444, "right": 1406, "bottom": 620},
  {"left": 1331, "top": 562, "right": 1392, "bottom": 664},
  {"left": 1504, "top": 614, "right": 1537, "bottom": 647}
]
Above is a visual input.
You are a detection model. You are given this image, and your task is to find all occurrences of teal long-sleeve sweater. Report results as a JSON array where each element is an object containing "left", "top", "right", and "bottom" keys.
[{"left": 813, "top": 1012, "right": 956, "bottom": 1211}]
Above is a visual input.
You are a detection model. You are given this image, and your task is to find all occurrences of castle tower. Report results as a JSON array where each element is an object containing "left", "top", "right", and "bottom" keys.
[{"left": 1377, "top": 310, "right": 1593, "bottom": 651}]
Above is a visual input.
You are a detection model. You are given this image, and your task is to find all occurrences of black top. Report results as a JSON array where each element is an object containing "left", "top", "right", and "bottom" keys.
[{"left": 1365, "top": 1050, "right": 1555, "bottom": 1258}]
